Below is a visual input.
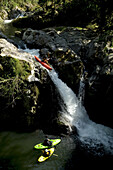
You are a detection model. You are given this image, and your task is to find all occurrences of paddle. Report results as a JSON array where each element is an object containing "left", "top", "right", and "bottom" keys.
[{"left": 53, "top": 154, "right": 58, "bottom": 157}]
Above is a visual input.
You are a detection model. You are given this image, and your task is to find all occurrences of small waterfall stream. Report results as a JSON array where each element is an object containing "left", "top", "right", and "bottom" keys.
[{"left": 78, "top": 74, "right": 85, "bottom": 104}]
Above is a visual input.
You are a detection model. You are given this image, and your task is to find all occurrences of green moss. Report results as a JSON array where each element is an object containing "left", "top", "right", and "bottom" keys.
[
  {"left": 0, "top": 0, "right": 39, "bottom": 11},
  {"left": 0, "top": 55, "right": 31, "bottom": 106},
  {"left": 86, "top": 23, "right": 99, "bottom": 31},
  {"left": 0, "top": 56, "right": 30, "bottom": 78}
]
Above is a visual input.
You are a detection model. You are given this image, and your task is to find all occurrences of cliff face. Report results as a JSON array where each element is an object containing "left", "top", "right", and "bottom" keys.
[{"left": 0, "top": 39, "right": 38, "bottom": 131}]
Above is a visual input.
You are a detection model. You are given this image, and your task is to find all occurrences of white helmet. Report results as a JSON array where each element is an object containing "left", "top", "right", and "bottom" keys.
[{"left": 45, "top": 149, "right": 48, "bottom": 152}]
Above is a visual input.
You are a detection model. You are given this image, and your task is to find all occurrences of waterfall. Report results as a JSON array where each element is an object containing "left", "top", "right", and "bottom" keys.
[
  {"left": 21, "top": 47, "right": 113, "bottom": 155},
  {"left": 4, "top": 14, "right": 23, "bottom": 24},
  {"left": 78, "top": 74, "right": 85, "bottom": 104},
  {"left": 2, "top": 13, "right": 113, "bottom": 155},
  {"left": 48, "top": 69, "right": 79, "bottom": 129},
  {"left": 48, "top": 69, "right": 113, "bottom": 155}
]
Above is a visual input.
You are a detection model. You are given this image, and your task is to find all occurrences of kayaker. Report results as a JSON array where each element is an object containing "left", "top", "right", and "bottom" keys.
[
  {"left": 43, "top": 136, "right": 53, "bottom": 146},
  {"left": 42, "top": 55, "right": 49, "bottom": 64},
  {"left": 42, "top": 149, "right": 50, "bottom": 157}
]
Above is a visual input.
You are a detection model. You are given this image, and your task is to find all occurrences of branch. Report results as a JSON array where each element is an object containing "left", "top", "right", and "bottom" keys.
[{"left": 0, "top": 78, "right": 13, "bottom": 84}]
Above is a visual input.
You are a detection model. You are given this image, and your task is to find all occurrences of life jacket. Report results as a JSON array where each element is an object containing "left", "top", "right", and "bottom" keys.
[
  {"left": 43, "top": 149, "right": 50, "bottom": 157},
  {"left": 44, "top": 59, "right": 49, "bottom": 64}
]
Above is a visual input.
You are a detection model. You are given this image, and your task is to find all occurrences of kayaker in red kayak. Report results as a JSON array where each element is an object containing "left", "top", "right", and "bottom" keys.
[{"left": 42, "top": 55, "right": 49, "bottom": 64}]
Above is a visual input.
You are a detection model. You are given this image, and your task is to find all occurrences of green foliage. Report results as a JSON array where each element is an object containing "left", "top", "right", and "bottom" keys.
[
  {"left": 0, "top": 0, "right": 113, "bottom": 31},
  {"left": 0, "top": 0, "right": 39, "bottom": 11}
]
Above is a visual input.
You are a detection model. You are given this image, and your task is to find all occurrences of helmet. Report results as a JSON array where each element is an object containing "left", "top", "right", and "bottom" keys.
[{"left": 45, "top": 149, "right": 48, "bottom": 152}]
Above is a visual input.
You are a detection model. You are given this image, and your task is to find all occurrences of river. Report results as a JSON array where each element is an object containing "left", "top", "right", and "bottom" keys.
[
  {"left": 0, "top": 130, "right": 77, "bottom": 170},
  {"left": 0, "top": 19, "right": 113, "bottom": 169},
  {"left": 0, "top": 129, "right": 113, "bottom": 169}
]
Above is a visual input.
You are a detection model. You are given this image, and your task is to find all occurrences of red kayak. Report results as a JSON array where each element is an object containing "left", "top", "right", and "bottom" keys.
[{"left": 34, "top": 56, "right": 52, "bottom": 70}]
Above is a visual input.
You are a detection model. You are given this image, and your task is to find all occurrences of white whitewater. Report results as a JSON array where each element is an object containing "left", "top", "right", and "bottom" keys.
[
  {"left": 4, "top": 14, "right": 23, "bottom": 24},
  {"left": 23, "top": 48, "right": 40, "bottom": 82},
  {"left": 48, "top": 69, "right": 113, "bottom": 155},
  {"left": 4, "top": 19, "right": 13, "bottom": 24},
  {"left": 78, "top": 74, "right": 85, "bottom": 104}
]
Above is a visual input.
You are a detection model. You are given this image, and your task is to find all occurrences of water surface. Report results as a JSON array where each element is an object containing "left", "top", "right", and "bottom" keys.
[{"left": 0, "top": 130, "right": 77, "bottom": 170}]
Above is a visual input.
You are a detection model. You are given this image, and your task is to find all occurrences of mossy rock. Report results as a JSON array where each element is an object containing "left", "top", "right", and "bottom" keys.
[
  {"left": 0, "top": 55, "right": 31, "bottom": 79},
  {"left": 0, "top": 55, "right": 37, "bottom": 131}
]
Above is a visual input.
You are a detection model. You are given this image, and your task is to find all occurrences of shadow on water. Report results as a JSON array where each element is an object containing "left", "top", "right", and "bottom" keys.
[
  {"left": 64, "top": 137, "right": 113, "bottom": 170},
  {"left": 0, "top": 130, "right": 76, "bottom": 170},
  {"left": 65, "top": 150, "right": 113, "bottom": 169},
  {"left": 0, "top": 130, "right": 113, "bottom": 170}
]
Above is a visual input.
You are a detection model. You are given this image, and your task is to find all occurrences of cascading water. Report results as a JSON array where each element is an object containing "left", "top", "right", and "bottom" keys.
[
  {"left": 4, "top": 14, "right": 112, "bottom": 155},
  {"left": 4, "top": 14, "right": 23, "bottom": 24},
  {"left": 48, "top": 69, "right": 88, "bottom": 127},
  {"left": 2, "top": 15, "right": 113, "bottom": 170},
  {"left": 48, "top": 69, "right": 113, "bottom": 155},
  {"left": 23, "top": 47, "right": 113, "bottom": 155},
  {"left": 7, "top": 34, "right": 112, "bottom": 155},
  {"left": 78, "top": 74, "right": 85, "bottom": 104}
]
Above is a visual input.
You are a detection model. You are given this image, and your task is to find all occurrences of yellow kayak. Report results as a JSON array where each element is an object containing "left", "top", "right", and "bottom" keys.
[{"left": 38, "top": 148, "right": 55, "bottom": 162}]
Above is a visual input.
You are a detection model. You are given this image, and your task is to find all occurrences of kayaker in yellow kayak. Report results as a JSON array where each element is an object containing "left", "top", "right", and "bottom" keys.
[{"left": 42, "top": 149, "right": 50, "bottom": 157}]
